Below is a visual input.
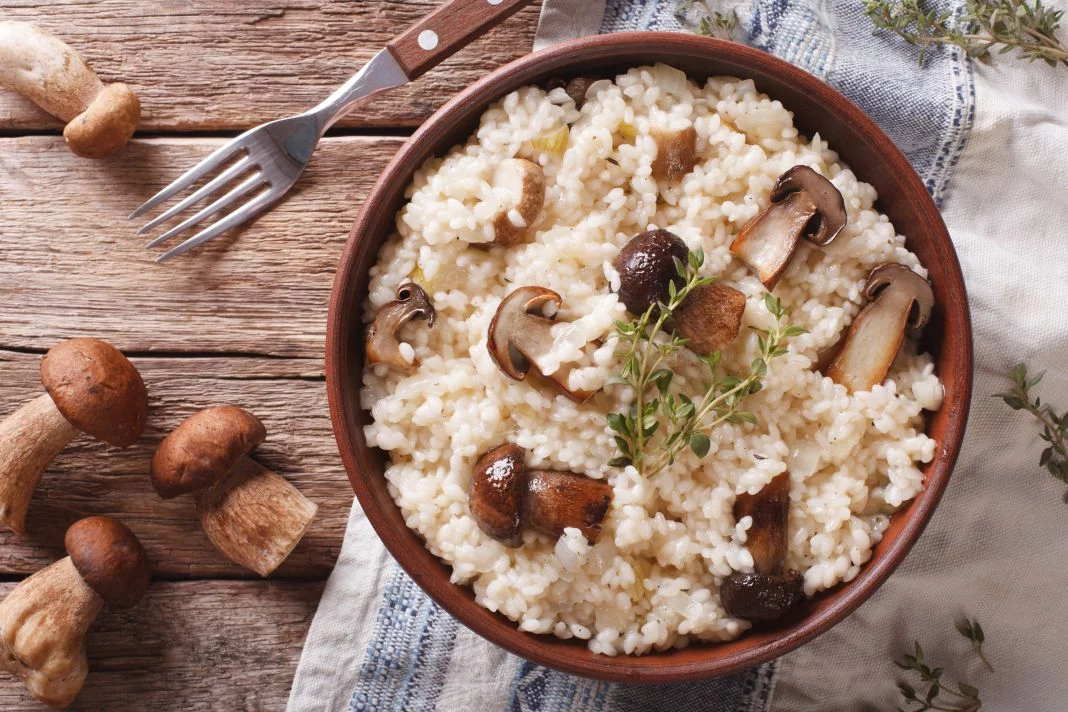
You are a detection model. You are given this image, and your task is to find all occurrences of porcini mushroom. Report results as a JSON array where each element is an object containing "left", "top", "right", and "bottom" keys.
[
  {"left": 671, "top": 282, "right": 747, "bottom": 355},
  {"left": 721, "top": 473, "right": 804, "bottom": 620},
  {"left": 486, "top": 286, "right": 595, "bottom": 402},
  {"left": 0, "top": 516, "right": 149, "bottom": 709},
  {"left": 0, "top": 22, "right": 140, "bottom": 158},
  {"left": 827, "top": 263, "right": 935, "bottom": 394},
  {"left": 0, "top": 338, "right": 147, "bottom": 535},
  {"left": 489, "top": 158, "right": 546, "bottom": 246},
  {"left": 614, "top": 229, "right": 689, "bottom": 315},
  {"left": 730, "top": 165, "right": 847, "bottom": 288},
  {"left": 150, "top": 406, "right": 317, "bottom": 577},
  {"left": 366, "top": 282, "right": 436, "bottom": 373},
  {"left": 651, "top": 124, "right": 697, "bottom": 181},
  {"left": 468, "top": 444, "right": 613, "bottom": 547}
]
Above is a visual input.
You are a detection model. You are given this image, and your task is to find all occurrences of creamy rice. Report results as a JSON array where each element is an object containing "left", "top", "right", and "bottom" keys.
[{"left": 361, "top": 64, "right": 942, "bottom": 655}]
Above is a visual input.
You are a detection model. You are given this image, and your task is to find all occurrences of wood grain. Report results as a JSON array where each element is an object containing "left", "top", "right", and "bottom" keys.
[
  {"left": 0, "top": 0, "right": 540, "bottom": 132},
  {"left": 0, "top": 579, "right": 325, "bottom": 711},
  {"left": 0, "top": 135, "right": 404, "bottom": 357},
  {"left": 0, "top": 349, "right": 350, "bottom": 579}
]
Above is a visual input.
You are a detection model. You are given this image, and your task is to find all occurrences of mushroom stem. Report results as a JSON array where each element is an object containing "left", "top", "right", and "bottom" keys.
[
  {"left": 0, "top": 394, "right": 78, "bottom": 535},
  {"left": 0, "top": 556, "right": 103, "bottom": 709},
  {"left": 827, "top": 288, "right": 911, "bottom": 393},
  {"left": 195, "top": 457, "right": 318, "bottom": 577}
]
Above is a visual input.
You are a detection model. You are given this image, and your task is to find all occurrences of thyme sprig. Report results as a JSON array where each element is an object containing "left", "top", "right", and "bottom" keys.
[
  {"left": 606, "top": 250, "right": 802, "bottom": 477},
  {"left": 864, "top": 0, "right": 1068, "bottom": 67},
  {"left": 994, "top": 363, "right": 1068, "bottom": 501},
  {"left": 896, "top": 619, "right": 993, "bottom": 712},
  {"left": 678, "top": 1, "right": 741, "bottom": 41}
]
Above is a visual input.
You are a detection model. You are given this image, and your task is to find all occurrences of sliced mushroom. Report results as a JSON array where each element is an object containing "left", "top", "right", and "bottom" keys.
[
  {"left": 490, "top": 158, "right": 546, "bottom": 246},
  {"left": 548, "top": 76, "right": 595, "bottom": 107},
  {"left": 730, "top": 165, "right": 847, "bottom": 288},
  {"left": 469, "top": 443, "right": 526, "bottom": 547},
  {"left": 720, "top": 570, "right": 804, "bottom": 621},
  {"left": 614, "top": 229, "right": 689, "bottom": 315},
  {"left": 523, "top": 470, "right": 613, "bottom": 543},
  {"left": 671, "top": 282, "right": 747, "bottom": 355},
  {"left": 651, "top": 125, "right": 697, "bottom": 181},
  {"left": 827, "top": 263, "right": 934, "bottom": 393},
  {"left": 366, "top": 283, "right": 436, "bottom": 374},
  {"left": 487, "top": 286, "right": 594, "bottom": 402}
]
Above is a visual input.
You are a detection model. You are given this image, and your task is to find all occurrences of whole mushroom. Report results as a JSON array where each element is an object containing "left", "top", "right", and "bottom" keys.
[
  {"left": 0, "top": 338, "right": 147, "bottom": 535},
  {"left": 0, "top": 516, "right": 149, "bottom": 709},
  {"left": 730, "top": 165, "right": 847, "bottom": 288},
  {"left": 150, "top": 406, "right": 317, "bottom": 577},
  {"left": 827, "top": 263, "right": 935, "bottom": 393},
  {"left": 469, "top": 444, "right": 612, "bottom": 547},
  {"left": 0, "top": 22, "right": 140, "bottom": 158},
  {"left": 366, "top": 282, "right": 436, "bottom": 373}
]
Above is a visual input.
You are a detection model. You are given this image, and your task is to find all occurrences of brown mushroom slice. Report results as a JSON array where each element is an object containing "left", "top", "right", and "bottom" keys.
[
  {"left": 468, "top": 443, "right": 527, "bottom": 547},
  {"left": 366, "top": 282, "right": 436, "bottom": 374},
  {"left": 672, "top": 282, "right": 747, "bottom": 355},
  {"left": 827, "top": 263, "right": 934, "bottom": 394},
  {"left": 651, "top": 125, "right": 697, "bottom": 181},
  {"left": 614, "top": 229, "right": 689, "bottom": 315},
  {"left": 733, "top": 473, "right": 790, "bottom": 575},
  {"left": 490, "top": 158, "right": 546, "bottom": 246},
  {"left": 730, "top": 165, "right": 847, "bottom": 288},
  {"left": 720, "top": 570, "right": 804, "bottom": 621},
  {"left": 0, "top": 516, "right": 149, "bottom": 708},
  {"left": 523, "top": 470, "right": 613, "bottom": 543},
  {"left": 486, "top": 286, "right": 593, "bottom": 402}
]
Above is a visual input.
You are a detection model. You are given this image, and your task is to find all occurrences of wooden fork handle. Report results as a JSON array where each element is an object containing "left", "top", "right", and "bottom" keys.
[{"left": 386, "top": 0, "right": 537, "bottom": 80}]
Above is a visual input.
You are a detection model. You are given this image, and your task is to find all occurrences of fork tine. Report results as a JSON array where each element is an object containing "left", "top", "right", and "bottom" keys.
[
  {"left": 128, "top": 138, "right": 248, "bottom": 220},
  {"left": 155, "top": 190, "right": 277, "bottom": 263},
  {"left": 137, "top": 156, "right": 255, "bottom": 236},
  {"left": 144, "top": 174, "right": 265, "bottom": 248}
]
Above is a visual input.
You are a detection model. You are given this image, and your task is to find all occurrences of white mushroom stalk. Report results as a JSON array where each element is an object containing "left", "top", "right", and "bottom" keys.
[{"left": 0, "top": 22, "right": 140, "bottom": 158}]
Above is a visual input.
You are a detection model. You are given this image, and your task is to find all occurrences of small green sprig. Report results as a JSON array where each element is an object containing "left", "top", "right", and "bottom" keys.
[
  {"left": 606, "top": 250, "right": 802, "bottom": 477},
  {"left": 994, "top": 363, "right": 1068, "bottom": 502},
  {"left": 678, "top": 1, "right": 741, "bottom": 41},
  {"left": 896, "top": 621, "right": 993, "bottom": 712},
  {"left": 864, "top": 0, "right": 1068, "bottom": 67}
]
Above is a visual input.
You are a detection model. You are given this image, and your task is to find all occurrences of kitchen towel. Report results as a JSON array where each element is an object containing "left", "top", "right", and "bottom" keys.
[{"left": 288, "top": 1, "right": 1068, "bottom": 710}]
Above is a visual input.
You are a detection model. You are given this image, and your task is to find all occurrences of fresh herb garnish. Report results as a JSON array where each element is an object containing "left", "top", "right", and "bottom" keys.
[
  {"left": 679, "top": 1, "right": 741, "bottom": 41},
  {"left": 606, "top": 249, "right": 802, "bottom": 476},
  {"left": 864, "top": 0, "right": 1068, "bottom": 67},
  {"left": 896, "top": 620, "right": 993, "bottom": 712},
  {"left": 994, "top": 363, "right": 1067, "bottom": 501}
]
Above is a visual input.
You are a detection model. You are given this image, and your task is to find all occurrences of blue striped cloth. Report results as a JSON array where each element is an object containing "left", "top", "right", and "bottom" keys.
[{"left": 289, "top": 2, "right": 975, "bottom": 710}]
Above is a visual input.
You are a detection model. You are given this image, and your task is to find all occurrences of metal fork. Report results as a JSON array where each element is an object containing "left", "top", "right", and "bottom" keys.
[{"left": 132, "top": 0, "right": 535, "bottom": 262}]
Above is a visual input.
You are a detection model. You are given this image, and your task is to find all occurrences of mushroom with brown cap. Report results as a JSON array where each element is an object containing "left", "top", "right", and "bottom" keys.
[
  {"left": 721, "top": 473, "right": 804, "bottom": 620},
  {"left": 651, "top": 124, "right": 697, "bottom": 181},
  {"left": 0, "top": 338, "right": 147, "bottom": 535},
  {"left": 827, "top": 263, "right": 935, "bottom": 394},
  {"left": 489, "top": 158, "right": 546, "bottom": 246},
  {"left": 0, "top": 516, "right": 149, "bottom": 708},
  {"left": 0, "top": 22, "right": 140, "bottom": 158},
  {"left": 468, "top": 444, "right": 613, "bottom": 547},
  {"left": 366, "top": 282, "right": 436, "bottom": 373},
  {"left": 150, "top": 406, "right": 317, "bottom": 577},
  {"left": 730, "top": 165, "right": 847, "bottom": 288},
  {"left": 487, "top": 286, "right": 596, "bottom": 402}
]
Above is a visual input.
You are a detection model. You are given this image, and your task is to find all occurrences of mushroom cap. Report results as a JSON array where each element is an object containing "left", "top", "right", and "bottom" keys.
[
  {"left": 469, "top": 443, "right": 527, "bottom": 547},
  {"left": 771, "top": 165, "right": 847, "bottom": 246},
  {"left": 672, "top": 282, "right": 747, "bottom": 355},
  {"left": 720, "top": 570, "right": 804, "bottom": 621},
  {"left": 40, "top": 337, "right": 148, "bottom": 448},
  {"left": 65, "top": 516, "right": 150, "bottom": 609},
  {"left": 864, "top": 263, "right": 935, "bottom": 330},
  {"left": 365, "top": 282, "right": 436, "bottom": 373},
  {"left": 150, "top": 406, "right": 266, "bottom": 499},
  {"left": 614, "top": 229, "right": 689, "bottom": 315},
  {"left": 487, "top": 286, "right": 562, "bottom": 381},
  {"left": 63, "top": 82, "right": 140, "bottom": 159}
]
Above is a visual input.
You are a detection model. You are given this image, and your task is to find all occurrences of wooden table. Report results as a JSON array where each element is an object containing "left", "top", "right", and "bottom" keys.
[{"left": 0, "top": 2, "right": 540, "bottom": 708}]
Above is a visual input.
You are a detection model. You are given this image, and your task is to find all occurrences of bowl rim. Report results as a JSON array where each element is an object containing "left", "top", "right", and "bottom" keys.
[{"left": 326, "top": 31, "right": 974, "bottom": 682}]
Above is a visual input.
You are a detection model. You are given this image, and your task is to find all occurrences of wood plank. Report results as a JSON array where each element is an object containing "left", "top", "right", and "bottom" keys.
[
  {"left": 0, "top": 0, "right": 541, "bottom": 131},
  {"left": 0, "top": 579, "right": 324, "bottom": 711},
  {"left": 1, "top": 135, "right": 401, "bottom": 357},
  {"left": 0, "top": 349, "right": 353, "bottom": 579}
]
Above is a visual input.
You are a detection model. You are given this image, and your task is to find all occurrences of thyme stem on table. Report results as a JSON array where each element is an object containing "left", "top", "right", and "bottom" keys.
[
  {"left": 994, "top": 363, "right": 1068, "bottom": 502},
  {"left": 864, "top": 0, "right": 1068, "bottom": 67},
  {"left": 896, "top": 619, "right": 993, "bottom": 712},
  {"left": 678, "top": 0, "right": 741, "bottom": 41}
]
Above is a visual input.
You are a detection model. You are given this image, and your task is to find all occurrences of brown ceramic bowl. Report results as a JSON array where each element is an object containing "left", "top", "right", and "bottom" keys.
[{"left": 326, "top": 32, "right": 973, "bottom": 682}]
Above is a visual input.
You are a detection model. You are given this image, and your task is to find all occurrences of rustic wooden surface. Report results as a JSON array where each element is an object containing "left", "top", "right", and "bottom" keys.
[{"left": 0, "top": 1, "right": 540, "bottom": 709}]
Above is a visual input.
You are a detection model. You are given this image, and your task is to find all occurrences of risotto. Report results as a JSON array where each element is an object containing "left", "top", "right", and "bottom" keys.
[{"left": 360, "top": 64, "right": 943, "bottom": 656}]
